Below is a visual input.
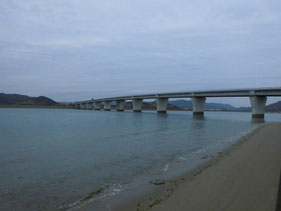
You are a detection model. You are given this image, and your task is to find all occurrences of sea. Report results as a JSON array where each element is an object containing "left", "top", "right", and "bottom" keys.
[{"left": 0, "top": 108, "right": 280, "bottom": 210}]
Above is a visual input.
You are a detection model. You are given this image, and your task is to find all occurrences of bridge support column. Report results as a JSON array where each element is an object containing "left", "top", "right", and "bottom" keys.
[
  {"left": 116, "top": 100, "right": 125, "bottom": 112},
  {"left": 94, "top": 102, "right": 102, "bottom": 110},
  {"left": 86, "top": 102, "right": 93, "bottom": 110},
  {"left": 156, "top": 98, "right": 168, "bottom": 113},
  {"left": 104, "top": 101, "right": 112, "bottom": 111},
  {"left": 80, "top": 103, "right": 87, "bottom": 109},
  {"left": 250, "top": 96, "right": 267, "bottom": 118},
  {"left": 192, "top": 97, "right": 206, "bottom": 115},
  {"left": 133, "top": 99, "right": 143, "bottom": 112}
]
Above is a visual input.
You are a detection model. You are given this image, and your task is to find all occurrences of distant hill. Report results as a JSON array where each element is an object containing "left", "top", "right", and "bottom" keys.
[
  {"left": 59, "top": 101, "right": 72, "bottom": 104},
  {"left": 169, "top": 100, "right": 236, "bottom": 110},
  {"left": 0, "top": 93, "right": 31, "bottom": 105},
  {"left": 169, "top": 100, "right": 193, "bottom": 109},
  {"left": 235, "top": 106, "right": 251, "bottom": 111},
  {"left": 20, "top": 96, "right": 58, "bottom": 106},
  {"left": 0, "top": 93, "right": 59, "bottom": 106},
  {"left": 123, "top": 101, "right": 180, "bottom": 110},
  {"left": 169, "top": 99, "right": 281, "bottom": 112},
  {"left": 266, "top": 101, "right": 281, "bottom": 112}
]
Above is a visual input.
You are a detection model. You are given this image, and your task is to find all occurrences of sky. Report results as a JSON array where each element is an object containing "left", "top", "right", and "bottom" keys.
[{"left": 0, "top": 0, "right": 280, "bottom": 106}]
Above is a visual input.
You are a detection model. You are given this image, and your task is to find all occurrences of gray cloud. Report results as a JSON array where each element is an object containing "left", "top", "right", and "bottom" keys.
[{"left": 0, "top": 0, "right": 281, "bottom": 106}]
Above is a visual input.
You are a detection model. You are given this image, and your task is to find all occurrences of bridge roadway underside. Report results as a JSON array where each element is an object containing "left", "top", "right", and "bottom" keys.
[{"left": 75, "top": 88, "right": 281, "bottom": 119}]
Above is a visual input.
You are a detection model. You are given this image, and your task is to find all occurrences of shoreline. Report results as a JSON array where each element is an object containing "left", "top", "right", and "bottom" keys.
[
  {"left": 128, "top": 123, "right": 281, "bottom": 211},
  {"left": 78, "top": 123, "right": 281, "bottom": 211}
]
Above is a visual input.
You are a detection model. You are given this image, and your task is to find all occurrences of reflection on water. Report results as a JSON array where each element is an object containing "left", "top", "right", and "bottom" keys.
[
  {"left": 0, "top": 108, "right": 280, "bottom": 210},
  {"left": 251, "top": 118, "right": 265, "bottom": 124},
  {"left": 192, "top": 115, "right": 205, "bottom": 120},
  {"left": 191, "top": 117, "right": 206, "bottom": 139}
]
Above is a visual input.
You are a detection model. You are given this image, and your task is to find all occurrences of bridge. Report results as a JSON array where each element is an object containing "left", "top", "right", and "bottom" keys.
[{"left": 72, "top": 87, "right": 281, "bottom": 118}]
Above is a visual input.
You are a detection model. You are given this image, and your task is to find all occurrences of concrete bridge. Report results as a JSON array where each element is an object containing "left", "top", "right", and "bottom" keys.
[{"left": 72, "top": 87, "right": 281, "bottom": 118}]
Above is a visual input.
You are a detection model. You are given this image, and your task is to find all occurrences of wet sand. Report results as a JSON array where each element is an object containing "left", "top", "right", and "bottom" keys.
[{"left": 129, "top": 123, "right": 281, "bottom": 211}]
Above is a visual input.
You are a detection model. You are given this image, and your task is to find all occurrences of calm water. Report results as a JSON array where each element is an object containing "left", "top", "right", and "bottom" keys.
[{"left": 0, "top": 108, "right": 280, "bottom": 210}]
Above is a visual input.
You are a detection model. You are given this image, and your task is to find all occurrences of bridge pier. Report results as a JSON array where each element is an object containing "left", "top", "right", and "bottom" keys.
[
  {"left": 104, "top": 101, "right": 112, "bottom": 111},
  {"left": 192, "top": 97, "right": 206, "bottom": 115},
  {"left": 116, "top": 100, "right": 125, "bottom": 112},
  {"left": 94, "top": 102, "right": 102, "bottom": 110},
  {"left": 133, "top": 99, "right": 143, "bottom": 112},
  {"left": 86, "top": 102, "right": 93, "bottom": 110},
  {"left": 156, "top": 98, "right": 168, "bottom": 113},
  {"left": 250, "top": 96, "right": 267, "bottom": 118},
  {"left": 81, "top": 103, "right": 87, "bottom": 109}
]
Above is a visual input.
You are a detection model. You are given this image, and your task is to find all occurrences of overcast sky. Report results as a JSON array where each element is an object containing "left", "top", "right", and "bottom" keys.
[{"left": 0, "top": 0, "right": 280, "bottom": 106}]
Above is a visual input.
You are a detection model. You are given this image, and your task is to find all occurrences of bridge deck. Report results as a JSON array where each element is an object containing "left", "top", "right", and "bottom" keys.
[{"left": 77, "top": 87, "right": 281, "bottom": 104}]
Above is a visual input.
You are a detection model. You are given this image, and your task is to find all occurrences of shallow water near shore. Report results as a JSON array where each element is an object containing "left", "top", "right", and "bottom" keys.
[{"left": 0, "top": 108, "right": 280, "bottom": 210}]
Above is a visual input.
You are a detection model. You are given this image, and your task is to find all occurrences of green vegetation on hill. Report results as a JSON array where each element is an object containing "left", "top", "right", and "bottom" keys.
[{"left": 0, "top": 93, "right": 58, "bottom": 106}]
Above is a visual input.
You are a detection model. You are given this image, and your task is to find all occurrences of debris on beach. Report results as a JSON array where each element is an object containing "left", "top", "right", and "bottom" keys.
[{"left": 150, "top": 180, "right": 166, "bottom": 185}]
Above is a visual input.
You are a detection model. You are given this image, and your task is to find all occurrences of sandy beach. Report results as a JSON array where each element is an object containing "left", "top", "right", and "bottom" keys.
[{"left": 119, "top": 123, "right": 280, "bottom": 211}]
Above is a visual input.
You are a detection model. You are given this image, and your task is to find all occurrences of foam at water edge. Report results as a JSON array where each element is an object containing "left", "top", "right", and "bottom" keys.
[
  {"left": 61, "top": 183, "right": 126, "bottom": 211},
  {"left": 163, "top": 163, "right": 170, "bottom": 171}
]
